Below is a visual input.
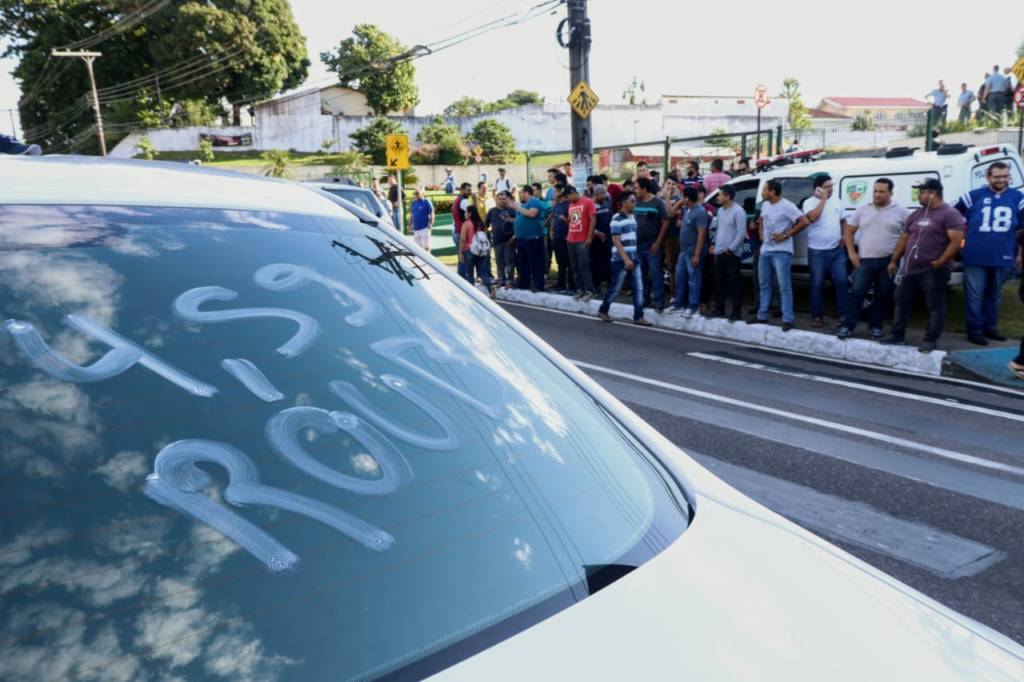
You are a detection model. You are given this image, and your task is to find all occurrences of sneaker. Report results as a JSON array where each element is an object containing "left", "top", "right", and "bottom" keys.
[
  {"left": 633, "top": 318, "right": 653, "bottom": 327},
  {"left": 879, "top": 334, "right": 905, "bottom": 345},
  {"left": 967, "top": 333, "right": 989, "bottom": 346},
  {"left": 811, "top": 317, "right": 824, "bottom": 328},
  {"left": 489, "top": 285, "right": 496, "bottom": 300},
  {"left": 837, "top": 326, "right": 851, "bottom": 340},
  {"left": 869, "top": 327, "right": 883, "bottom": 340},
  {"left": 669, "top": 305, "right": 686, "bottom": 313},
  {"left": 919, "top": 339, "right": 937, "bottom": 353},
  {"left": 598, "top": 312, "right": 612, "bottom": 322},
  {"left": 984, "top": 329, "right": 1008, "bottom": 342},
  {"left": 681, "top": 309, "right": 694, "bottom": 319},
  {"left": 782, "top": 322, "right": 795, "bottom": 332},
  {"left": 582, "top": 292, "right": 595, "bottom": 302},
  {"left": 1009, "top": 360, "right": 1024, "bottom": 379},
  {"left": 573, "top": 291, "right": 584, "bottom": 300}
]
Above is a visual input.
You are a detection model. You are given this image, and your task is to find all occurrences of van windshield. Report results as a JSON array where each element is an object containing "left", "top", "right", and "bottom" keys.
[{"left": 0, "top": 205, "right": 689, "bottom": 681}]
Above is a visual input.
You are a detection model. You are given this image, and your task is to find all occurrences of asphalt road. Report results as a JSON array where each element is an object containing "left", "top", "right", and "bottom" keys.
[{"left": 501, "top": 301, "right": 1024, "bottom": 645}]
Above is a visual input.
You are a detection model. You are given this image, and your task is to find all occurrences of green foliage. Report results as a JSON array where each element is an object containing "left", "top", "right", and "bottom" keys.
[
  {"left": 706, "top": 128, "right": 738, "bottom": 148},
  {"left": 350, "top": 116, "right": 404, "bottom": 164},
  {"left": 261, "top": 149, "right": 291, "bottom": 178},
  {"left": 467, "top": 119, "right": 516, "bottom": 162},
  {"left": 780, "top": 78, "right": 812, "bottom": 130},
  {"left": 850, "top": 111, "right": 876, "bottom": 131},
  {"left": 135, "top": 135, "right": 158, "bottom": 160},
  {"left": 622, "top": 76, "right": 647, "bottom": 106},
  {"left": 321, "top": 24, "right": 419, "bottom": 115},
  {"left": 324, "top": 149, "right": 369, "bottom": 178},
  {"left": 401, "top": 169, "right": 419, "bottom": 186},
  {"left": 198, "top": 138, "right": 215, "bottom": 163},
  {"left": 320, "top": 139, "right": 336, "bottom": 153},
  {"left": 4, "top": 0, "right": 309, "bottom": 153},
  {"left": 444, "top": 97, "right": 487, "bottom": 117},
  {"left": 416, "top": 117, "right": 467, "bottom": 165}
]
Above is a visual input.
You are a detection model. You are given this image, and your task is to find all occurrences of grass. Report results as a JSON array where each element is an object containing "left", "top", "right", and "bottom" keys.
[{"left": 149, "top": 150, "right": 365, "bottom": 169}]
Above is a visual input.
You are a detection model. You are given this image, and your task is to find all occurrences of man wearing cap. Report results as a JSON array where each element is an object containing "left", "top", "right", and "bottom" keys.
[
  {"left": 493, "top": 167, "right": 515, "bottom": 195},
  {"left": 882, "top": 178, "right": 965, "bottom": 353},
  {"left": 954, "top": 161, "right": 1024, "bottom": 345}
]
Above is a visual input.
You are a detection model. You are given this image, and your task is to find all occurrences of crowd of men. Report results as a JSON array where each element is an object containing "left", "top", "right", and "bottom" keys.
[
  {"left": 413, "top": 157, "right": 1023, "bottom": 360},
  {"left": 926, "top": 63, "right": 1020, "bottom": 125}
]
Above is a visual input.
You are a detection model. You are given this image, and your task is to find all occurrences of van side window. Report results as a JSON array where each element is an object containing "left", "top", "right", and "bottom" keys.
[{"left": 777, "top": 177, "right": 816, "bottom": 209}]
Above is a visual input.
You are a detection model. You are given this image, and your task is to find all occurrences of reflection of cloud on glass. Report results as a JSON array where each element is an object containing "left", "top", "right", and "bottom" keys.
[
  {"left": 338, "top": 348, "right": 383, "bottom": 392},
  {"left": 223, "top": 210, "right": 290, "bottom": 231},
  {"left": 0, "top": 556, "right": 149, "bottom": 607},
  {"left": 3, "top": 379, "right": 92, "bottom": 423},
  {"left": 351, "top": 453, "right": 380, "bottom": 476},
  {"left": 94, "top": 450, "right": 148, "bottom": 493},
  {"left": 93, "top": 513, "right": 173, "bottom": 562},
  {"left": 203, "top": 621, "right": 299, "bottom": 680},
  {"left": 0, "top": 526, "right": 70, "bottom": 566},
  {"left": 135, "top": 605, "right": 206, "bottom": 667},
  {"left": 513, "top": 538, "right": 533, "bottom": 570}
]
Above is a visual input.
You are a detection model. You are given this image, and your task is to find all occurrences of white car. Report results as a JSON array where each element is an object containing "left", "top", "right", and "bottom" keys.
[
  {"left": 303, "top": 177, "right": 396, "bottom": 228},
  {"left": 0, "top": 156, "right": 1021, "bottom": 682}
]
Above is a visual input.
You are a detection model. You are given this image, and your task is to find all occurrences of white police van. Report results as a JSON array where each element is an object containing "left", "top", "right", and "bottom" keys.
[{"left": 712, "top": 144, "right": 1024, "bottom": 284}]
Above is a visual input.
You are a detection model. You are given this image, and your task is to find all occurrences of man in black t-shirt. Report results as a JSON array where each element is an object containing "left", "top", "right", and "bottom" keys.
[
  {"left": 487, "top": 191, "right": 518, "bottom": 288},
  {"left": 633, "top": 177, "right": 670, "bottom": 311}
]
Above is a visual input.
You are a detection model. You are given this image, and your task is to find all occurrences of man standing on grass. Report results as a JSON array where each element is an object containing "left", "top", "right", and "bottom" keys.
[
  {"left": 954, "top": 162, "right": 1024, "bottom": 345},
  {"left": 802, "top": 174, "right": 849, "bottom": 328},
  {"left": 752, "top": 179, "right": 810, "bottom": 331},
  {"left": 565, "top": 185, "right": 597, "bottom": 301},
  {"left": 881, "top": 179, "right": 965, "bottom": 353},
  {"left": 838, "top": 178, "right": 908, "bottom": 340},
  {"left": 493, "top": 167, "right": 515, "bottom": 195},
  {"left": 387, "top": 174, "right": 402, "bottom": 229},
  {"left": 488, "top": 191, "right": 517, "bottom": 288},
  {"left": 957, "top": 83, "right": 976, "bottom": 125},
  {"left": 409, "top": 187, "right": 434, "bottom": 252},
  {"left": 598, "top": 191, "right": 651, "bottom": 326}
]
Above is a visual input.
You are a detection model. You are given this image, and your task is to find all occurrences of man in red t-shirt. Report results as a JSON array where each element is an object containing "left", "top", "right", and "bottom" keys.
[{"left": 564, "top": 185, "right": 597, "bottom": 300}]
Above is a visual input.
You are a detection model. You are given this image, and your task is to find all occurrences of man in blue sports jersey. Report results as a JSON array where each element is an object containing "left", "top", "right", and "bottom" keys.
[{"left": 954, "top": 162, "right": 1024, "bottom": 345}]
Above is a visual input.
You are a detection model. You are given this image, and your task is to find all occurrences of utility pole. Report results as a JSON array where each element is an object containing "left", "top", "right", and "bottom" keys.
[
  {"left": 567, "top": 0, "right": 592, "bottom": 181},
  {"left": 51, "top": 49, "right": 106, "bottom": 156}
]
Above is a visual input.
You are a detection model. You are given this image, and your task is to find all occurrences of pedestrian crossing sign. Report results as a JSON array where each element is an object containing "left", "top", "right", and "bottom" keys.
[
  {"left": 568, "top": 81, "right": 599, "bottom": 119},
  {"left": 385, "top": 133, "right": 410, "bottom": 170},
  {"left": 1013, "top": 57, "right": 1024, "bottom": 84}
]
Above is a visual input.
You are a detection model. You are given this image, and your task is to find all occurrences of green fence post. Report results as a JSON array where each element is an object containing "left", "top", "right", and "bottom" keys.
[
  {"left": 776, "top": 126, "right": 783, "bottom": 155},
  {"left": 525, "top": 150, "right": 531, "bottom": 186},
  {"left": 924, "top": 108, "right": 935, "bottom": 152},
  {"left": 741, "top": 133, "right": 748, "bottom": 159},
  {"left": 663, "top": 136, "right": 671, "bottom": 179}
]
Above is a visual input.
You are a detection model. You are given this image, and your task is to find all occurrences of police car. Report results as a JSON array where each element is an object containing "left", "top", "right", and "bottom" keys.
[{"left": 711, "top": 144, "right": 1024, "bottom": 283}]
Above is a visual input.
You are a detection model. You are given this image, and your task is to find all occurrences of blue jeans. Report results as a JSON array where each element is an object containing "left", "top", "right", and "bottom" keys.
[
  {"left": 672, "top": 252, "right": 702, "bottom": 311},
  {"left": 453, "top": 230, "right": 466, "bottom": 279},
  {"left": 758, "top": 251, "right": 794, "bottom": 323},
  {"left": 843, "top": 256, "right": 893, "bottom": 331},
  {"left": 637, "top": 246, "right": 666, "bottom": 309},
  {"left": 964, "top": 265, "right": 1013, "bottom": 335},
  {"left": 808, "top": 246, "right": 849, "bottom": 319},
  {"left": 515, "top": 237, "right": 546, "bottom": 291},
  {"left": 462, "top": 250, "right": 493, "bottom": 288},
  {"left": 600, "top": 259, "right": 645, "bottom": 320}
]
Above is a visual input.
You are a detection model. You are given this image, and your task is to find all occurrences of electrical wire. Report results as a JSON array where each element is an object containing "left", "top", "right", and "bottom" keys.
[{"left": 56, "top": 0, "right": 173, "bottom": 51}]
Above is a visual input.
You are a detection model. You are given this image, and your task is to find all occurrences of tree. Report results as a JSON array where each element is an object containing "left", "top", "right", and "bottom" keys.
[
  {"left": 468, "top": 119, "right": 516, "bottom": 162},
  {"left": 416, "top": 117, "right": 467, "bottom": 166},
  {"left": 488, "top": 89, "right": 544, "bottom": 112},
  {"left": 444, "top": 97, "right": 487, "bottom": 117},
  {"left": 325, "top": 150, "right": 369, "bottom": 178},
  {"left": 261, "top": 149, "right": 291, "bottom": 178},
  {"left": 779, "top": 78, "right": 812, "bottom": 130},
  {"left": 198, "top": 138, "right": 215, "bottom": 163},
  {"left": 622, "top": 76, "right": 647, "bottom": 106},
  {"left": 350, "top": 116, "right": 404, "bottom": 164},
  {"left": 1, "top": 0, "right": 310, "bottom": 152},
  {"left": 321, "top": 24, "right": 419, "bottom": 115},
  {"left": 706, "top": 128, "right": 738, "bottom": 149},
  {"left": 851, "top": 111, "right": 876, "bottom": 131},
  {"left": 135, "top": 135, "right": 158, "bottom": 160}
]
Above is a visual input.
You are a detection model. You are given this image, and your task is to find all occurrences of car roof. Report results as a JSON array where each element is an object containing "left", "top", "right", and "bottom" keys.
[
  {"left": 749, "top": 148, "right": 1017, "bottom": 181},
  {"left": 0, "top": 155, "right": 349, "bottom": 217}
]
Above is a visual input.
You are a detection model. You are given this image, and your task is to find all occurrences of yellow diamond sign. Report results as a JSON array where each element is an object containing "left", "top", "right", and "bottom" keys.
[
  {"left": 1012, "top": 56, "right": 1024, "bottom": 84},
  {"left": 384, "top": 133, "right": 409, "bottom": 170},
  {"left": 567, "top": 80, "right": 599, "bottom": 119},
  {"left": 472, "top": 145, "right": 484, "bottom": 157}
]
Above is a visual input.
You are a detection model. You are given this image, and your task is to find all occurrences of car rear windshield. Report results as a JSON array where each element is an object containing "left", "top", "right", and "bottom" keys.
[
  {"left": 0, "top": 205, "right": 689, "bottom": 681},
  {"left": 322, "top": 187, "right": 383, "bottom": 216}
]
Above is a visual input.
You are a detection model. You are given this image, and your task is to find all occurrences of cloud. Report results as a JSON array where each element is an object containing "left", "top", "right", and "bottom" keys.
[{"left": 94, "top": 451, "right": 149, "bottom": 493}]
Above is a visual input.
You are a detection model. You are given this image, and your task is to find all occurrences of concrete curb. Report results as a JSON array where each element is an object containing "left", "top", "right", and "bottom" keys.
[{"left": 495, "top": 288, "right": 947, "bottom": 376}]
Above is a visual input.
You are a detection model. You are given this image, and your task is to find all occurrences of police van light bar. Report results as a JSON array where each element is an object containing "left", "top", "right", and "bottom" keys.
[{"left": 979, "top": 146, "right": 1003, "bottom": 156}]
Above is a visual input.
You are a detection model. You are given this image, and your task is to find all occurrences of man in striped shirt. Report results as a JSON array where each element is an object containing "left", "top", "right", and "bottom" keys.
[{"left": 598, "top": 192, "right": 652, "bottom": 325}]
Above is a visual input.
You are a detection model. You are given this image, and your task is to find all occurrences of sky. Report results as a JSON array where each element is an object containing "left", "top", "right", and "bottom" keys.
[{"left": 2, "top": 0, "right": 1022, "bottom": 138}]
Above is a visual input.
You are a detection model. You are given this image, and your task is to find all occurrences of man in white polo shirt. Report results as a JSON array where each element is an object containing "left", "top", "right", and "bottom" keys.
[
  {"left": 838, "top": 177, "right": 909, "bottom": 340},
  {"left": 802, "top": 174, "right": 849, "bottom": 328}
]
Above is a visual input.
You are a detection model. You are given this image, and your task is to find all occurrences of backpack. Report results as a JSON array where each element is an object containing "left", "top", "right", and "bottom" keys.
[{"left": 470, "top": 228, "right": 492, "bottom": 256}]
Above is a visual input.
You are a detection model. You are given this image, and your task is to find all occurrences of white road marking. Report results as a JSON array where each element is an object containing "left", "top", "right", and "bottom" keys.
[
  {"left": 500, "top": 300, "right": 1024, "bottom": 397},
  {"left": 695, "top": 455, "right": 1004, "bottom": 578},
  {"left": 572, "top": 359, "right": 1024, "bottom": 478},
  {"left": 687, "top": 352, "right": 1024, "bottom": 424}
]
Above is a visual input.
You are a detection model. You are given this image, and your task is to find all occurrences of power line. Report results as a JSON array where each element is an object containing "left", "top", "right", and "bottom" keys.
[{"left": 56, "top": 0, "right": 173, "bottom": 51}]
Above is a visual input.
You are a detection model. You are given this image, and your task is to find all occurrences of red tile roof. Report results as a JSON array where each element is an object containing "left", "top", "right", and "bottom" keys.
[
  {"left": 822, "top": 97, "right": 930, "bottom": 109},
  {"left": 808, "top": 107, "right": 852, "bottom": 119}
]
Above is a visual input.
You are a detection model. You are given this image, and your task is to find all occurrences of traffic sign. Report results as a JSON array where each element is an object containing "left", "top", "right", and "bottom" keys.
[
  {"left": 1015, "top": 85, "right": 1024, "bottom": 107},
  {"left": 567, "top": 80, "right": 599, "bottom": 119},
  {"left": 754, "top": 84, "right": 770, "bottom": 110},
  {"left": 472, "top": 144, "right": 484, "bottom": 157},
  {"left": 474, "top": 155, "right": 483, "bottom": 163},
  {"left": 1012, "top": 56, "right": 1024, "bottom": 84},
  {"left": 384, "top": 133, "right": 409, "bottom": 170}
]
